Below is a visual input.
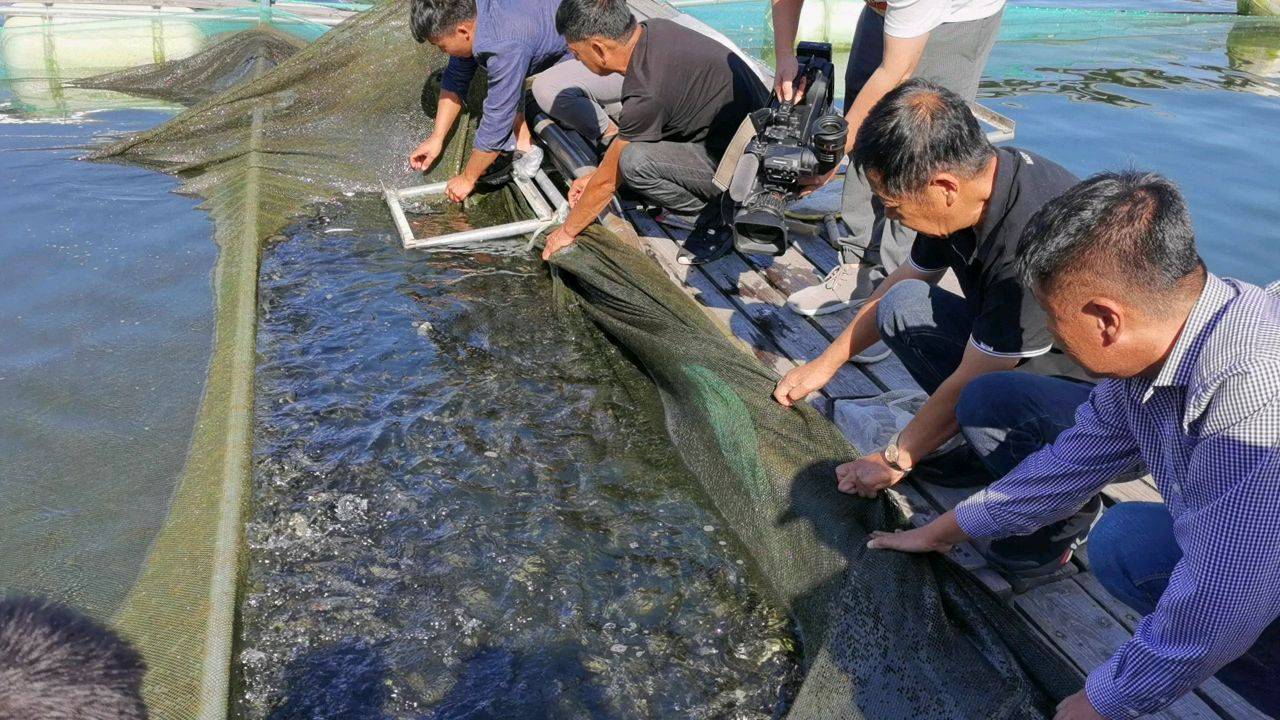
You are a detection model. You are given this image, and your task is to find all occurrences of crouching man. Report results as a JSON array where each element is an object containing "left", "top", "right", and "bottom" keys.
[
  {"left": 541, "top": 0, "right": 769, "bottom": 265},
  {"left": 408, "top": 0, "right": 624, "bottom": 201},
  {"left": 774, "top": 79, "right": 1097, "bottom": 581},
  {"left": 870, "top": 171, "right": 1280, "bottom": 720}
]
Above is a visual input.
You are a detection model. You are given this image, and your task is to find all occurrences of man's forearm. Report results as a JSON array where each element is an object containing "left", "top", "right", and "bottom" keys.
[
  {"left": 562, "top": 140, "right": 626, "bottom": 237},
  {"left": 895, "top": 345, "right": 1017, "bottom": 468},
  {"left": 460, "top": 149, "right": 499, "bottom": 182},
  {"left": 433, "top": 90, "right": 464, "bottom": 142},
  {"left": 771, "top": 0, "right": 803, "bottom": 56},
  {"left": 843, "top": 67, "right": 903, "bottom": 154}
]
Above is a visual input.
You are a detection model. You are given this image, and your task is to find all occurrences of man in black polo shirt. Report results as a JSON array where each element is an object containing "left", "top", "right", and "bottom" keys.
[
  {"left": 542, "top": 0, "right": 768, "bottom": 265},
  {"left": 773, "top": 79, "right": 1097, "bottom": 579}
]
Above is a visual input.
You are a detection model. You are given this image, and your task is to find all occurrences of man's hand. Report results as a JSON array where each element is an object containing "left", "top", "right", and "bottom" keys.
[
  {"left": 835, "top": 452, "right": 905, "bottom": 498},
  {"left": 1053, "top": 691, "right": 1104, "bottom": 720},
  {"left": 774, "top": 52, "right": 804, "bottom": 102},
  {"left": 567, "top": 174, "right": 593, "bottom": 208},
  {"left": 542, "top": 226, "right": 576, "bottom": 261},
  {"left": 867, "top": 524, "right": 954, "bottom": 554},
  {"left": 445, "top": 174, "right": 477, "bottom": 203},
  {"left": 409, "top": 135, "right": 445, "bottom": 172},
  {"left": 773, "top": 356, "right": 842, "bottom": 407}
]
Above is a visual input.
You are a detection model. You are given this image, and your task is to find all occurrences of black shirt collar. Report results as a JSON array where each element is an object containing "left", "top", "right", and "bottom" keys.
[{"left": 974, "top": 147, "right": 1017, "bottom": 250}]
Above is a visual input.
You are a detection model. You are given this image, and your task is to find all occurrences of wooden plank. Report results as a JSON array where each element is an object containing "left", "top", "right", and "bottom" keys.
[
  {"left": 1015, "top": 581, "right": 1225, "bottom": 720},
  {"left": 1074, "top": 572, "right": 1269, "bottom": 720},
  {"left": 653, "top": 224, "right": 880, "bottom": 399},
  {"left": 626, "top": 212, "right": 799, "bottom": 380},
  {"left": 1103, "top": 477, "right": 1163, "bottom": 506}
]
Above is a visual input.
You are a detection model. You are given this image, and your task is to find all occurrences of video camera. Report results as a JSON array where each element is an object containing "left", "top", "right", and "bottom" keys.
[{"left": 731, "top": 42, "right": 848, "bottom": 256}]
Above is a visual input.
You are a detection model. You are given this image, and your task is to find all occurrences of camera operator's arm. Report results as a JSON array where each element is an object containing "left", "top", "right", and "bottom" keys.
[
  {"left": 773, "top": 261, "right": 941, "bottom": 406},
  {"left": 770, "top": 0, "right": 804, "bottom": 100},
  {"left": 542, "top": 138, "right": 629, "bottom": 260},
  {"left": 841, "top": 32, "right": 929, "bottom": 156}
]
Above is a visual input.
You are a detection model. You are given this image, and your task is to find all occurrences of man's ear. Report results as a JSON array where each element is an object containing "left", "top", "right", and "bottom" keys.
[
  {"left": 456, "top": 19, "right": 474, "bottom": 42},
  {"left": 1084, "top": 296, "right": 1124, "bottom": 347},
  {"left": 588, "top": 38, "right": 611, "bottom": 64},
  {"left": 931, "top": 173, "right": 961, "bottom": 205}
]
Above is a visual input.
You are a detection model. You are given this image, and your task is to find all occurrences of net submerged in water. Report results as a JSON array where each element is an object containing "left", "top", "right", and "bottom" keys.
[{"left": 85, "top": 0, "right": 1081, "bottom": 715}]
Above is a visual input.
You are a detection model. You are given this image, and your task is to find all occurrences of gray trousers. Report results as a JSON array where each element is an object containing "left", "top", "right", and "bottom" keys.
[
  {"left": 838, "top": 7, "right": 1003, "bottom": 271},
  {"left": 618, "top": 140, "right": 720, "bottom": 218},
  {"left": 530, "top": 59, "right": 624, "bottom": 146}
]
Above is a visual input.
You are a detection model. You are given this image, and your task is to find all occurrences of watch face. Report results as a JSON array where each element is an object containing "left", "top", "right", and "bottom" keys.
[{"left": 884, "top": 444, "right": 898, "bottom": 464}]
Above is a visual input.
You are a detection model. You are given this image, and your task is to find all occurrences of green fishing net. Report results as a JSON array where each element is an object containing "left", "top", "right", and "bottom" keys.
[
  {"left": 83, "top": 0, "right": 1085, "bottom": 715},
  {"left": 547, "top": 226, "right": 1082, "bottom": 719}
]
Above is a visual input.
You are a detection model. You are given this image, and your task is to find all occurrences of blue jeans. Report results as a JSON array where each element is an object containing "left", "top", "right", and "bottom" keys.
[
  {"left": 876, "top": 280, "right": 1100, "bottom": 569},
  {"left": 1090, "top": 503, "right": 1280, "bottom": 716}
]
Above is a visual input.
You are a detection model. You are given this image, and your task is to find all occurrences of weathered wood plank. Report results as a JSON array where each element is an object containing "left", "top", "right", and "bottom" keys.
[
  {"left": 627, "top": 212, "right": 800, "bottom": 379},
  {"left": 652, "top": 225, "right": 880, "bottom": 399},
  {"left": 1103, "top": 477, "right": 1163, "bottom": 506},
  {"left": 1015, "top": 581, "right": 1225, "bottom": 720}
]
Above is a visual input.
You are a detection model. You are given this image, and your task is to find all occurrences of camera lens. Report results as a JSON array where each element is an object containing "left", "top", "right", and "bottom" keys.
[{"left": 811, "top": 115, "right": 848, "bottom": 166}]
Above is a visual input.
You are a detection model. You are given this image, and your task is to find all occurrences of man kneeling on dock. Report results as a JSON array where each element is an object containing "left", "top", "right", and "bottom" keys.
[
  {"left": 541, "top": 0, "right": 769, "bottom": 265},
  {"left": 869, "top": 171, "right": 1280, "bottom": 720},
  {"left": 774, "top": 79, "right": 1096, "bottom": 582},
  {"left": 408, "top": 0, "right": 624, "bottom": 201}
]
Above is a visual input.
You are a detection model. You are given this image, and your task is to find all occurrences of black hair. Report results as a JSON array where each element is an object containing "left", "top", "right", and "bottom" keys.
[
  {"left": 0, "top": 596, "right": 148, "bottom": 720},
  {"left": 851, "top": 79, "right": 995, "bottom": 198},
  {"left": 555, "top": 0, "right": 637, "bottom": 44},
  {"left": 410, "top": 0, "right": 477, "bottom": 44},
  {"left": 1017, "top": 170, "right": 1204, "bottom": 296}
]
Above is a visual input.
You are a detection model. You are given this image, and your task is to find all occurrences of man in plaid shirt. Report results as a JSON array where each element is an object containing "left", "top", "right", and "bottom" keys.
[{"left": 869, "top": 171, "right": 1280, "bottom": 719}]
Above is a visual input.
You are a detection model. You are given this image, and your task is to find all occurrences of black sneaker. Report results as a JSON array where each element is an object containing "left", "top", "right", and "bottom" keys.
[{"left": 677, "top": 221, "right": 734, "bottom": 265}]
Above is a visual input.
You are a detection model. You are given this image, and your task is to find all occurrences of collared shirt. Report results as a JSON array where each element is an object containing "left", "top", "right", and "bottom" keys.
[
  {"left": 909, "top": 147, "right": 1086, "bottom": 380},
  {"left": 439, "top": 0, "right": 570, "bottom": 152},
  {"left": 954, "top": 273, "right": 1280, "bottom": 719}
]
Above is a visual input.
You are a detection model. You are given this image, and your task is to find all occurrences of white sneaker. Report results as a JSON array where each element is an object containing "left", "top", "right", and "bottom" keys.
[
  {"left": 513, "top": 145, "right": 544, "bottom": 179},
  {"left": 785, "top": 263, "right": 876, "bottom": 317}
]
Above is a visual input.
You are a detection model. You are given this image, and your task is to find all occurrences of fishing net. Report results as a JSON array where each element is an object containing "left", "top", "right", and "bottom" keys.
[
  {"left": 80, "top": 2, "right": 519, "bottom": 718},
  {"left": 72, "top": 25, "right": 309, "bottom": 106},
  {"left": 547, "top": 226, "right": 1082, "bottom": 718},
  {"left": 84, "top": 0, "right": 1085, "bottom": 715}
]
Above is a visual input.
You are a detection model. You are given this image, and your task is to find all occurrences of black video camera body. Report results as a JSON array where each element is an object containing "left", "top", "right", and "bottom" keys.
[{"left": 732, "top": 42, "right": 848, "bottom": 256}]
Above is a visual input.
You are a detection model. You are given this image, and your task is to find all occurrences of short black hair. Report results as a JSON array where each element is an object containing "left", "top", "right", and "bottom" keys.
[
  {"left": 555, "top": 0, "right": 637, "bottom": 44},
  {"left": 0, "top": 596, "right": 148, "bottom": 720},
  {"left": 852, "top": 79, "right": 995, "bottom": 198},
  {"left": 410, "top": 0, "right": 476, "bottom": 44},
  {"left": 1017, "top": 170, "right": 1204, "bottom": 297}
]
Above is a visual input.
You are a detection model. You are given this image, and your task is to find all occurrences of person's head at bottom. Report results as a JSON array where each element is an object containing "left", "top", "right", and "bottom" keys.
[
  {"left": 0, "top": 596, "right": 148, "bottom": 720},
  {"left": 1017, "top": 170, "right": 1205, "bottom": 378},
  {"left": 555, "top": 0, "right": 638, "bottom": 77},
  {"left": 410, "top": 0, "right": 478, "bottom": 57}
]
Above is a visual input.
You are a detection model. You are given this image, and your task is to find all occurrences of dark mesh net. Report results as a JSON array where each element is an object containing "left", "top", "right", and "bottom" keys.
[{"left": 548, "top": 226, "right": 1083, "bottom": 719}]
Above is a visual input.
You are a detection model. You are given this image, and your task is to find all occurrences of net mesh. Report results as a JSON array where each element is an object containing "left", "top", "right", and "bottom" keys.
[
  {"left": 547, "top": 226, "right": 1083, "bottom": 719},
  {"left": 90, "top": 0, "right": 1082, "bottom": 716}
]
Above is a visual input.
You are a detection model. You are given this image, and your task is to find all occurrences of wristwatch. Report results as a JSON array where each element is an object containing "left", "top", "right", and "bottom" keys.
[{"left": 882, "top": 432, "right": 910, "bottom": 473}]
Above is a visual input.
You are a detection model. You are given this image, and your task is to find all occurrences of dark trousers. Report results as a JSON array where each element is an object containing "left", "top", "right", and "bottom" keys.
[
  {"left": 618, "top": 140, "right": 720, "bottom": 220},
  {"left": 1090, "top": 502, "right": 1280, "bottom": 716},
  {"left": 876, "top": 279, "right": 1100, "bottom": 569}
]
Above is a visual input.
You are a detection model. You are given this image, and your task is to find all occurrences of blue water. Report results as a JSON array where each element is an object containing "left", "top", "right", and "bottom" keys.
[{"left": 686, "top": 2, "right": 1280, "bottom": 285}]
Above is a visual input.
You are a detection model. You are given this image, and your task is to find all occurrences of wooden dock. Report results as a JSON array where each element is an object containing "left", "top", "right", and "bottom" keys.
[{"left": 617, "top": 201, "right": 1268, "bottom": 720}]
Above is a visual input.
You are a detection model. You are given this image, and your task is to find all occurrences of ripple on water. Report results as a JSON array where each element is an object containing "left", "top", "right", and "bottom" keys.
[{"left": 237, "top": 199, "right": 801, "bottom": 719}]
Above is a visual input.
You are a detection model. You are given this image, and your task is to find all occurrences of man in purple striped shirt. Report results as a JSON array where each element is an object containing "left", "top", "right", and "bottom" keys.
[{"left": 868, "top": 171, "right": 1280, "bottom": 719}]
